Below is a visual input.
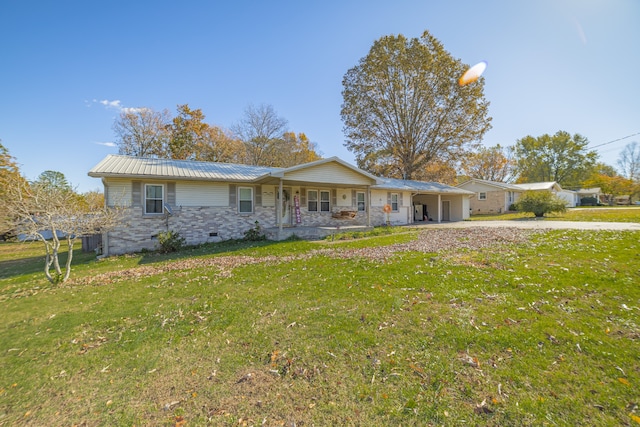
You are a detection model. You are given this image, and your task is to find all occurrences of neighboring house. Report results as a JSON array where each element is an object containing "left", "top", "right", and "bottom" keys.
[
  {"left": 556, "top": 189, "right": 579, "bottom": 208},
  {"left": 512, "top": 181, "right": 563, "bottom": 194},
  {"left": 513, "top": 182, "right": 579, "bottom": 207},
  {"left": 457, "top": 179, "right": 579, "bottom": 212},
  {"left": 456, "top": 178, "right": 523, "bottom": 214},
  {"left": 89, "top": 155, "right": 474, "bottom": 255},
  {"left": 576, "top": 187, "right": 602, "bottom": 205},
  {"left": 615, "top": 195, "right": 631, "bottom": 205}
]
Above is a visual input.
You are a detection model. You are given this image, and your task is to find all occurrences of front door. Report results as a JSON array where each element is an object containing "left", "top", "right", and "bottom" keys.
[{"left": 278, "top": 187, "right": 292, "bottom": 226}]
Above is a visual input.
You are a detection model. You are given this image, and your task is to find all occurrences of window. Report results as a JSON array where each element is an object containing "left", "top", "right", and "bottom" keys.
[
  {"left": 357, "top": 192, "right": 365, "bottom": 211},
  {"left": 238, "top": 187, "right": 253, "bottom": 213},
  {"left": 145, "top": 184, "right": 164, "bottom": 214},
  {"left": 307, "top": 190, "right": 318, "bottom": 211},
  {"left": 391, "top": 193, "right": 399, "bottom": 211},
  {"left": 478, "top": 192, "right": 487, "bottom": 200},
  {"left": 307, "top": 189, "right": 330, "bottom": 212},
  {"left": 320, "top": 190, "right": 330, "bottom": 212}
]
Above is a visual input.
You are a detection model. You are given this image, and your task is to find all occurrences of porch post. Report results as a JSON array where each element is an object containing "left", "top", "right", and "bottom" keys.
[
  {"left": 278, "top": 179, "right": 283, "bottom": 237},
  {"left": 367, "top": 186, "right": 371, "bottom": 226},
  {"left": 437, "top": 194, "right": 442, "bottom": 223}
]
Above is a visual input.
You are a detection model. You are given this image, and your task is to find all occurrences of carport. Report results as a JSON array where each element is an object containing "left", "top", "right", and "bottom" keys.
[{"left": 372, "top": 177, "right": 474, "bottom": 224}]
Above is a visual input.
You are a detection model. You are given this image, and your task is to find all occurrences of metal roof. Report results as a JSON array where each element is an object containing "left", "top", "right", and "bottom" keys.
[
  {"left": 513, "top": 182, "right": 562, "bottom": 191},
  {"left": 88, "top": 155, "right": 474, "bottom": 195},
  {"left": 373, "top": 177, "right": 474, "bottom": 194},
  {"left": 88, "top": 154, "right": 281, "bottom": 181},
  {"left": 457, "top": 178, "right": 523, "bottom": 191}
]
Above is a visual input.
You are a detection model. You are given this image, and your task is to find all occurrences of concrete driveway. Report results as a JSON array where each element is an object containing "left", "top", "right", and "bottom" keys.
[{"left": 423, "top": 220, "right": 640, "bottom": 231}]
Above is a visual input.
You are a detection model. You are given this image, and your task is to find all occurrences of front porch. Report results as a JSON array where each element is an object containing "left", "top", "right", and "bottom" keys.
[{"left": 263, "top": 225, "right": 373, "bottom": 241}]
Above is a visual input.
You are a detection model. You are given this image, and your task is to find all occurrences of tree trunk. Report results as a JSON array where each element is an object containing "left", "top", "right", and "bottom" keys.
[
  {"left": 62, "top": 237, "right": 75, "bottom": 282},
  {"left": 42, "top": 238, "right": 55, "bottom": 284},
  {"left": 51, "top": 231, "right": 62, "bottom": 276}
]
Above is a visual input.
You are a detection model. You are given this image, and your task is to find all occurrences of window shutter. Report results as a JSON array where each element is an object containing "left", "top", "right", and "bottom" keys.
[
  {"left": 255, "top": 185, "right": 262, "bottom": 207},
  {"left": 229, "top": 184, "right": 236, "bottom": 208},
  {"left": 167, "top": 182, "right": 176, "bottom": 206},
  {"left": 351, "top": 190, "right": 356, "bottom": 208},
  {"left": 331, "top": 189, "right": 337, "bottom": 207},
  {"left": 132, "top": 181, "right": 141, "bottom": 207},
  {"left": 301, "top": 187, "right": 306, "bottom": 205},
  {"left": 386, "top": 192, "right": 391, "bottom": 205},
  {"left": 399, "top": 193, "right": 403, "bottom": 206}
]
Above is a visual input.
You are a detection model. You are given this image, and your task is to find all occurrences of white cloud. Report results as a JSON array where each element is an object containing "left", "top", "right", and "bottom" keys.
[
  {"left": 89, "top": 99, "right": 148, "bottom": 114},
  {"left": 122, "top": 107, "right": 150, "bottom": 114},
  {"left": 94, "top": 141, "right": 117, "bottom": 147},
  {"left": 99, "top": 99, "right": 123, "bottom": 110}
]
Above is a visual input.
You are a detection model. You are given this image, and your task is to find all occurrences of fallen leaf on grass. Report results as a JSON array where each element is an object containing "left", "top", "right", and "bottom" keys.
[
  {"left": 459, "top": 353, "right": 481, "bottom": 369},
  {"left": 619, "top": 378, "right": 630, "bottom": 386},
  {"left": 475, "top": 399, "right": 493, "bottom": 414},
  {"left": 236, "top": 373, "right": 252, "bottom": 383},
  {"left": 163, "top": 401, "right": 181, "bottom": 411},
  {"left": 631, "top": 414, "right": 640, "bottom": 424}
]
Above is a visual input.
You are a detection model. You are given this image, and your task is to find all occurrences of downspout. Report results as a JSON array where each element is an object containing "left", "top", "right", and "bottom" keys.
[{"left": 437, "top": 194, "right": 442, "bottom": 223}]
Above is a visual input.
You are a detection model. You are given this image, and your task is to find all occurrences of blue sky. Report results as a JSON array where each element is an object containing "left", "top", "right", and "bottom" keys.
[{"left": 2, "top": 0, "right": 638, "bottom": 192}]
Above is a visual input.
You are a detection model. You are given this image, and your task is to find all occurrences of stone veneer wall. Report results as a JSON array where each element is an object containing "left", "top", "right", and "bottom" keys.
[
  {"left": 106, "top": 206, "right": 277, "bottom": 255},
  {"left": 299, "top": 210, "right": 368, "bottom": 227},
  {"left": 107, "top": 205, "right": 377, "bottom": 255}
]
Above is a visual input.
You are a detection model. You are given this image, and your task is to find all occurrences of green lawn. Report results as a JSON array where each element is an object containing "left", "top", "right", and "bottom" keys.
[
  {"left": 470, "top": 206, "right": 640, "bottom": 223},
  {"left": 1, "top": 228, "right": 639, "bottom": 426}
]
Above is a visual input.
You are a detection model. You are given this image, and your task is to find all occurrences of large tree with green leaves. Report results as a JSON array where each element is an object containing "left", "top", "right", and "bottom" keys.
[
  {"left": 341, "top": 30, "right": 492, "bottom": 181},
  {"left": 513, "top": 131, "right": 598, "bottom": 187}
]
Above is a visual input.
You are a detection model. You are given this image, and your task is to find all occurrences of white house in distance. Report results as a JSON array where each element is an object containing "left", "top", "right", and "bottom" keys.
[
  {"left": 89, "top": 155, "right": 473, "bottom": 255},
  {"left": 576, "top": 188, "right": 602, "bottom": 205},
  {"left": 456, "top": 178, "right": 523, "bottom": 214},
  {"left": 458, "top": 179, "right": 582, "bottom": 213},
  {"left": 515, "top": 182, "right": 578, "bottom": 208}
]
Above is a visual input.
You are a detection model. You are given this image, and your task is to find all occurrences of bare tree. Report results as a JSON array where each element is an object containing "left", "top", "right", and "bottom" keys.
[
  {"left": 232, "top": 104, "right": 289, "bottom": 166},
  {"left": 5, "top": 172, "right": 122, "bottom": 283},
  {"left": 617, "top": 141, "right": 640, "bottom": 181},
  {"left": 113, "top": 108, "right": 171, "bottom": 157},
  {"left": 460, "top": 144, "right": 516, "bottom": 182}
]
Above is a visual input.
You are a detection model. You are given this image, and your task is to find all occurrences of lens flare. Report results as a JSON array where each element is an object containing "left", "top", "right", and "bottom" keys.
[{"left": 459, "top": 61, "right": 487, "bottom": 86}]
